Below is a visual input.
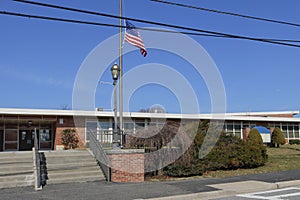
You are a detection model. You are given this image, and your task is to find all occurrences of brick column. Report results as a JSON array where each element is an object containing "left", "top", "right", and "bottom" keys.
[
  {"left": 242, "top": 127, "right": 250, "bottom": 141},
  {"left": 106, "top": 149, "right": 145, "bottom": 182}
]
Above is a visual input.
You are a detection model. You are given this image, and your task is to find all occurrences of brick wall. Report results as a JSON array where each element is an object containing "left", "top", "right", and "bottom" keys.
[
  {"left": 54, "top": 116, "right": 86, "bottom": 150},
  {"left": 242, "top": 113, "right": 296, "bottom": 118},
  {"left": 107, "top": 149, "right": 145, "bottom": 182},
  {"left": 242, "top": 127, "right": 250, "bottom": 141}
]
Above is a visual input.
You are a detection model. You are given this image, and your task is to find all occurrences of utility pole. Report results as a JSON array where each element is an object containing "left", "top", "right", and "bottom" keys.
[{"left": 119, "top": 0, "right": 124, "bottom": 146}]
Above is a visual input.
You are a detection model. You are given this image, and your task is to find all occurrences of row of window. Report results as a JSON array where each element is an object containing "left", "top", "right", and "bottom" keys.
[
  {"left": 85, "top": 120, "right": 300, "bottom": 143},
  {"left": 225, "top": 122, "right": 300, "bottom": 139}
]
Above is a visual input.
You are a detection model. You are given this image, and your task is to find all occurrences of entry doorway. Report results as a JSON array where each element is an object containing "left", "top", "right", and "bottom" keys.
[{"left": 19, "top": 130, "right": 35, "bottom": 151}]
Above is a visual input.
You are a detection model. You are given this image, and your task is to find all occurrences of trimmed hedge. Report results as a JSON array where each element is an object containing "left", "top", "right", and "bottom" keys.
[{"left": 289, "top": 139, "right": 300, "bottom": 145}]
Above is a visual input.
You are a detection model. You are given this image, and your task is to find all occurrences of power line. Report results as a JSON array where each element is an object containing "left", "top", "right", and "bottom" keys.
[
  {"left": 2, "top": 10, "right": 300, "bottom": 45},
  {"left": 0, "top": 11, "right": 228, "bottom": 38},
  {"left": 9, "top": 0, "right": 300, "bottom": 48},
  {"left": 151, "top": 0, "right": 300, "bottom": 28}
]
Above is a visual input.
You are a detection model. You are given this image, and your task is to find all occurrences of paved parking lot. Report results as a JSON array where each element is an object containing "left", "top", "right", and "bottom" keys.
[{"left": 1, "top": 170, "right": 300, "bottom": 200}]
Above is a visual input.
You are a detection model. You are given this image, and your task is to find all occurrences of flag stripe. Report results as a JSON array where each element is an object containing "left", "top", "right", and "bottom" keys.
[
  {"left": 125, "top": 33, "right": 146, "bottom": 49},
  {"left": 125, "top": 34, "right": 144, "bottom": 46},
  {"left": 124, "top": 20, "right": 147, "bottom": 57},
  {"left": 125, "top": 35, "right": 146, "bottom": 49}
]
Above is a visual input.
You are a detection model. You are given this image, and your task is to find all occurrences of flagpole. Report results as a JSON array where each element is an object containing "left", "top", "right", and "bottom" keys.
[{"left": 119, "top": 0, "right": 124, "bottom": 147}]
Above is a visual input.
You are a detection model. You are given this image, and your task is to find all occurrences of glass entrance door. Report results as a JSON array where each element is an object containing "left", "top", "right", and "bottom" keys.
[
  {"left": 0, "top": 130, "right": 3, "bottom": 151},
  {"left": 19, "top": 130, "right": 35, "bottom": 151}
]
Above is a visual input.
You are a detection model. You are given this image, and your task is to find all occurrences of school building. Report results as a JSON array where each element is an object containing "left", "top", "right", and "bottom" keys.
[{"left": 0, "top": 108, "right": 299, "bottom": 151}]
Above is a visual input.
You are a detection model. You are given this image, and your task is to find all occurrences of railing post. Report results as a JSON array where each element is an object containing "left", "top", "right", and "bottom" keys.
[
  {"left": 33, "top": 147, "right": 42, "bottom": 190},
  {"left": 33, "top": 128, "right": 42, "bottom": 191}
]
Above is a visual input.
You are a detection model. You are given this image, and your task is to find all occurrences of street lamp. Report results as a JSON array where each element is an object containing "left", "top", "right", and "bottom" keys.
[{"left": 111, "top": 64, "right": 120, "bottom": 148}]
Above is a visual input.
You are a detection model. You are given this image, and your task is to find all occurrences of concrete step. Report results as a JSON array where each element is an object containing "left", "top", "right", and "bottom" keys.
[
  {"left": 0, "top": 169, "right": 33, "bottom": 176},
  {"left": 0, "top": 158, "right": 33, "bottom": 165},
  {"left": 43, "top": 150, "right": 91, "bottom": 157},
  {"left": 0, "top": 152, "right": 34, "bottom": 188},
  {"left": 46, "top": 175, "right": 105, "bottom": 184},
  {"left": 47, "top": 170, "right": 105, "bottom": 180},
  {"left": 45, "top": 156, "right": 95, "bottom": 163},
  {"left": 46, "top": 160, "right": 97, "bottom": 169},
  {"left": 44, "top": 150, "right": 106, "bottom": 184},
  {"left": 47, "top": 165, "right": 100, "bottom": 172},
  {"left": 0, "top": 173, "right": 34, "bottom": 183},
  {"left": 0, "top": 180, "right": 34, "bottom": 189},
  {"left": 0, "top": 163, "right": 33, "bottom": 170},
  {"left": 0, "top": 152, "right": 33, "bottom": 159}
]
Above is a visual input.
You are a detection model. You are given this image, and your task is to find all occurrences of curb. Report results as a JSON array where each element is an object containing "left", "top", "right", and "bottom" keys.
[{"left": 275, "top": 180, "right": 300, "bottom": 189}]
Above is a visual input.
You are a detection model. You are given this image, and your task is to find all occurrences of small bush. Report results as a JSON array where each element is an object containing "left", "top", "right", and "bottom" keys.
[
  {"left": 271, "top": 127, "right": 286, "bottom": 147},
  {"left": 246, "top": 128, "right": 268, "bottom": 165},
  {"left": 164, "top": 163, "right": 205, "bottom": 177},
  {"left": 61, "top": 128, "right": 79, "bottom": 150},
  {"left": 247, "top": 128, "right": 263, "bottom": 146}
]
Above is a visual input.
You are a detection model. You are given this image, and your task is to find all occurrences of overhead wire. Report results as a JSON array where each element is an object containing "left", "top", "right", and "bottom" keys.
[
  {"left": 2, "top": 11, "right": 300, "bottom": 45},
  {"left": 7, "top": 0, "right": 300, "bottom": 48},
  {"left": 150, "top": 0, "right": 300, "bottom": 28},
  {"left": 0, "top": 11, "right": 231, "bottom": 38}
]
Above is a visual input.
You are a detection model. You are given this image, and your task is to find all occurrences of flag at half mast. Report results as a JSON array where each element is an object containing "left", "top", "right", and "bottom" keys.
[{"left": 124, "top": 20, "right": 147, "bottom": 57}]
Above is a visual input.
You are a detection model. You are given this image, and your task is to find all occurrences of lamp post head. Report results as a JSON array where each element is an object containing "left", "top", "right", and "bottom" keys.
[
  {"left": 28, "top": 120, "right": 32, "bottom": 127},
  {"left": 111, "top": 63, "right": 120, "bottom": 81}
]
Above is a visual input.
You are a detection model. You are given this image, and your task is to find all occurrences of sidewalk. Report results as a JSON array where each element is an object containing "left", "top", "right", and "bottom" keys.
[{"left": 0, "top": 170, "right": 300, "bottom": 200}]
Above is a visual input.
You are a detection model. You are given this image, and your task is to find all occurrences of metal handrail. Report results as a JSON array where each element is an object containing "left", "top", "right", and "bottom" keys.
[{"left": 89, "top": 130, "right": 111, "bottom": 182}]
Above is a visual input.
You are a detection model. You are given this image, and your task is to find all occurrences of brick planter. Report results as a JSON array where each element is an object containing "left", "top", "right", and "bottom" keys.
[{"left": 106, "top": 149, "right": 145, "bottom": 182}]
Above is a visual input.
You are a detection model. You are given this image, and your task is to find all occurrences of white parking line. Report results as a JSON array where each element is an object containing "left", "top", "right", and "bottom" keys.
[{"left": 237, "top": 187, "right": 300, "bottom": 199}]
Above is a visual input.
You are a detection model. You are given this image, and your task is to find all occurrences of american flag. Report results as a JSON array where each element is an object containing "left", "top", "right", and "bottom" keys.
[{"left": 124, "top": 20, "right": 147, "bottom": 57}]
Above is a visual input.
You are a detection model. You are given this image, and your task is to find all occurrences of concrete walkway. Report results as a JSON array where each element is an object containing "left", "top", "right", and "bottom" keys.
[{"left": 1, "top": 170, "right": 300, "bottom": 200}]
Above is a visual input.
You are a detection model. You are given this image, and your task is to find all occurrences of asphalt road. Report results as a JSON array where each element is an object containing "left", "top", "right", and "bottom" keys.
[{"left": 1, "top": 170, "right": 300, "bottom": 200}]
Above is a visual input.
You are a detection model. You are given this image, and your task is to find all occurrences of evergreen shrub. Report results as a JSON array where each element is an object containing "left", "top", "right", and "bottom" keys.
[
  {"left": 289, "top": 140, "right": 300, "bottom": 145},
  {"left": 61, "top": 128, "right": 79, "bottom": 150},
  {"left": 163, "top": 121, "right": 268, "bottom": 177},
  {"left": 271, "top": 127, "right": 286, "bottom": 147}
]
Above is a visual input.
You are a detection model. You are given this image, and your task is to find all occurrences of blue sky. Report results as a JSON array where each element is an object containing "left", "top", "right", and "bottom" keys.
[{"left": 0, "top": 0, "right": 300, "bottom": 114}]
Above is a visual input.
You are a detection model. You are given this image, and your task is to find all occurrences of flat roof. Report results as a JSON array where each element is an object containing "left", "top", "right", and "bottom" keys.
[
  {"left": 227, "top": 110, "right": 299, "bottom": 116},
  {"left": 0, "top": 108, "right": 299, "bottom": 123}
]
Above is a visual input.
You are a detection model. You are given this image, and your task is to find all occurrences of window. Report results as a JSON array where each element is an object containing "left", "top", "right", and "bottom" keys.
[
  {"left": 294, "top": 125, "right": 299, "bottom": 139},
  {"left": 135, "top": 122, "right": 145, "bottom": 128},
  {"left": 275, "top": 123, "right": 281, "bottom": 128},
  {"left": 282, "top": 124, "right": 288, "bottom": 138},
  {"left": 288, "top": 125, "right": 295, "bottom": 139},
  {"left": 99, "top": 122, "right": 110, "bottom": 130},
  {"left": 86, "top": 122, "right": 97, "bottom": 141},
  {"left": 234, "top": 124, "right": 242, "bottom": 138},
  {"left": 39, "top": 129, "right": 51, "bottom": 142},
  {"left": 226, "top": 123, "right": 233, "bottom": 132},
  {"left": 242, "top": 122, "right": 256, "bottom": 129},
  {"left": 124, "top": 122, "right": 134, "bottom": 131}
]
